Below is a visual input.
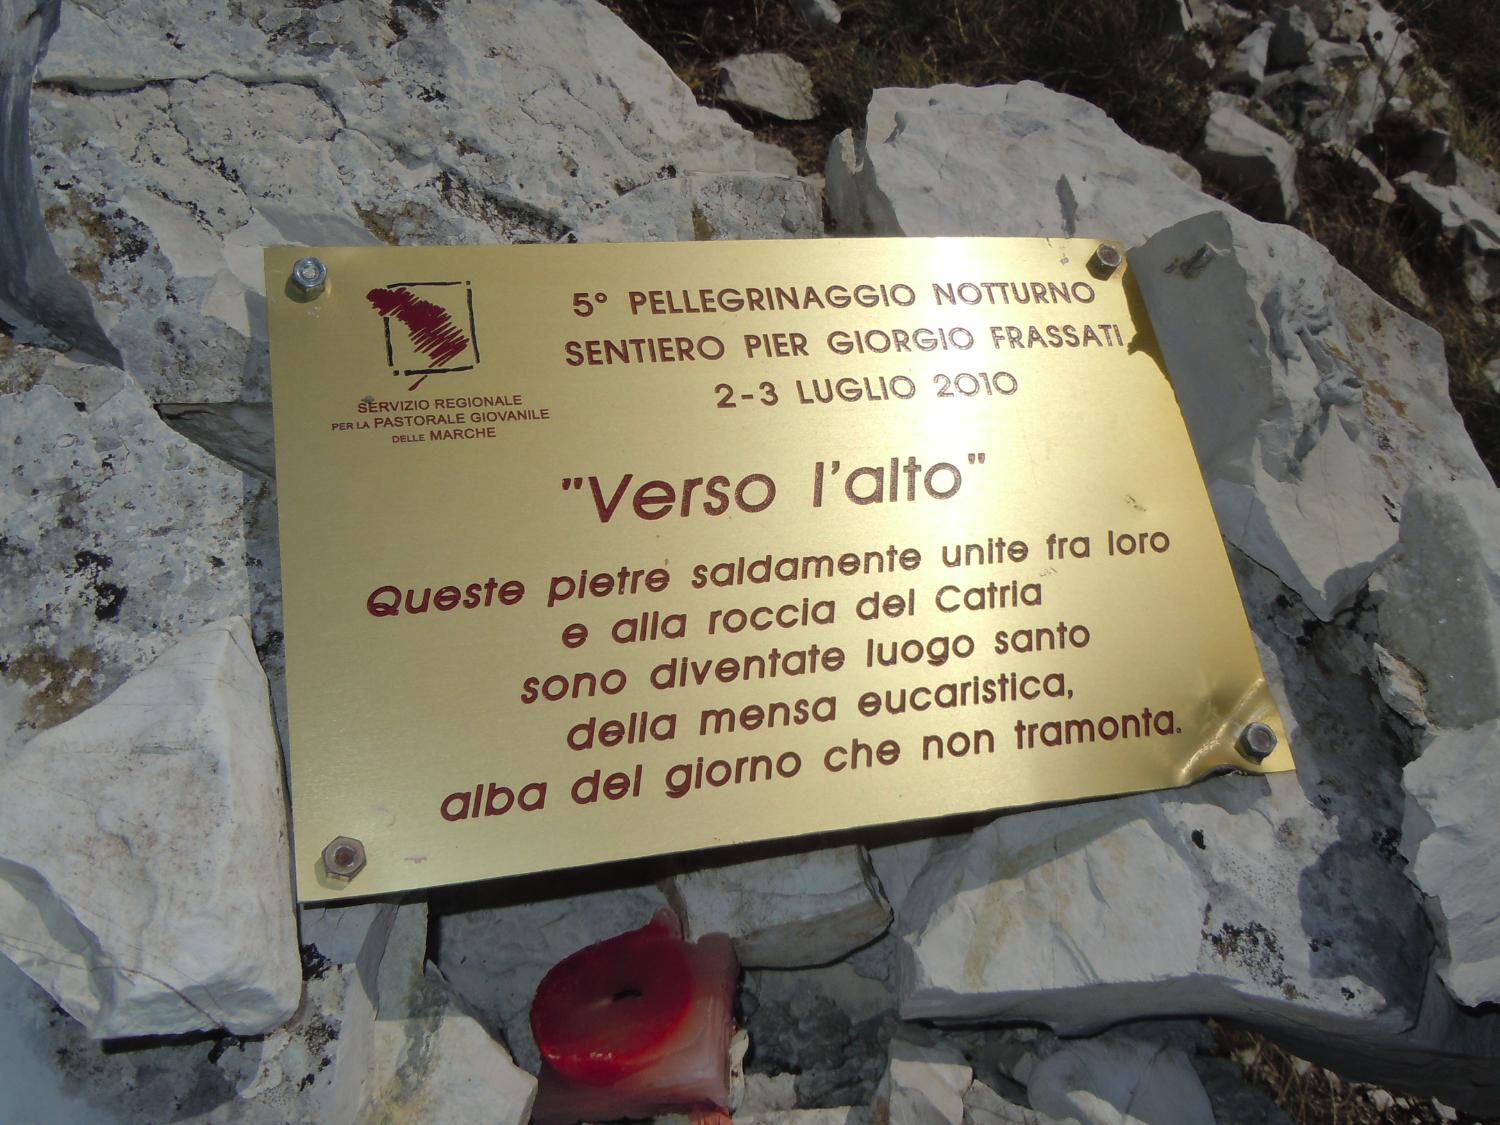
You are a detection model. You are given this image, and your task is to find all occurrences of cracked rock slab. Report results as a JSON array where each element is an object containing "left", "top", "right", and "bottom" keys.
[
  {"left": 0, "top": 617, "right": 299, "bottom": 1038},
  {"left": 30, "top": 0, "right": 818, "bottom": 403},
  {"left": 665, "top": 846, "right": 892, "bottom": 968},
  {"left": 825, "top": 83, "right": 1487, "bottom": 619},
  {"left": 1377, "top": 480, "right": 1500, "bottom": 730},
  {"left": 0, "top": 355, "right": 256, "bottom": 750},
  {"left": 0, "top": 0, "right": 118, "bottom": 362},
  {"left": 1190, "top": 105, "right": 1299, "bottom": 221},
  {"left": 1402, "top": 721, "right": 1500, "bottom": 1008},
  {"left": 719, "top": 52, "right": 820, "bottom": 121}
]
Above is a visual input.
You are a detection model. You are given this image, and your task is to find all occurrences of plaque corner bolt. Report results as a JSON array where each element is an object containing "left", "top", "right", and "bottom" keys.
[
  {"left": 290, "top": 255, "right": 328, "bottom": 299},
  {"left": 322, "top": 835, "right": 366, "bottom": 879},
  {"left": 1237, "top": 722, "right": 1279, "bottom": 764},
  {"left": 1088, "top": 242, "right": 1123, "bottom": 279}
]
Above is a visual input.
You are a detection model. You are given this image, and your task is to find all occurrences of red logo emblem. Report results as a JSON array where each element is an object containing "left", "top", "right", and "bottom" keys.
[{"left": 366, "top": 281, "right": 480, "bottom": 390}]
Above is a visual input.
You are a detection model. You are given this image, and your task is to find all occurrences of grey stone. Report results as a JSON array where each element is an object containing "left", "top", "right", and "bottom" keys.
[
  {"left": 743, "top": 958, "right": 895, "bottom": 1108},
  {"left": 719, "top": 52, "right": 820, "bottom": 122},
  {"left": 1328, "top": 0, "right": 1371, "bottom": 42},
  {"left": 665, "top": 846, "right": 892, "bottom": 967},
  {"left": 0, "top": 898, "right": 535, "bottom": 1123},
  {"left": 788, "top": 0, "right": 841, "bottom": 29},
  {"left": 1303, "top": 41, "right": 1384, "bottom": 148},
  {"left": 1027, "top": 1038, "right": 1214, "bottom": 1125},
  {"left": 964, "top": 1079, "right": 1060, "bottom": 1125},
  {"left": 299, "top": 901, "right": 391, "bottom": 965},
  {"left": 1403, "top": 721, "right": 1500, "bottom": 1008},
  {"left": 0, "top": 618, "right": 299, "bottom": 1038},
  {"left": 1269, "top": 6, "right": 1319, "bottom": 69},
  {"left": 1192, "top": 1057, "right": 1294, "bottom": 1125},
  {"left": 1484, "top": 357, "right": 1500, "bottom": 396},
  {"left": 1218, "top": 22, "right": 1275, "bottom": 90},
  {"left": 1406, "top": 127, "right": 1457, "bottom": 185},
  {"left": 878, "top": 1035, "right": 971, "bottom": 1125},
  {"left": 155, "top": 401, "right": 274, "bottom": 479},
  {"left": 0, "top": 0, "right": 118, "bottom": 363},
  {"left": 1397, "top": 173, "right": 1500, "bottom": 303},
  {"left": 356, "top": 901, "right": 536, "bottom": 1123},
  {"left": 1455, "top": 152, "right": 1500, "bottom": 214},
  {"left": 1320, "top": 143, "right": 1396, "bottom": 204},
  {"left": 1287, "top": 0, "right": 1338, "bottom": 35},
  {"left": 753, "top": 138, "right": 801, "bottom": 176},
  {"left": 1191, "top": 105, "right": 1300, "bottom": 221},
  {"left": 1377, "top": 480, "right": 1500, "bottom": 729},
  {"left": 687, "top": 171, "right": 823, "bottom": 239}
]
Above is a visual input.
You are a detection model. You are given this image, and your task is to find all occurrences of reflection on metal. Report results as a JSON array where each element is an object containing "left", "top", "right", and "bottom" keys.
[{"left": 266, "top": 237, "right": 1294, "bottom": 901}]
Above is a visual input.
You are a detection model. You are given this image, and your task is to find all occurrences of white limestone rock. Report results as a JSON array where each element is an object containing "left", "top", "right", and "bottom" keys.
[
  {"left": 824, "top": 83, "right": 1486, "bottom": 616},
  {"left": 1191, "top": 105, "right": 1300, "bottom": 221},
  {"left": 0, "top": 617, "right": 299, "bottom": 1038},
  {"left": 1361, "top": 1, "right": 1416, "bottom": 78},
  {"left": 788, "top": 0, "right": 842, "bottom": 29},
  {"left": 719, "top": 52, "right": 820, "bottom": 122},
  {"left": 687, "top": 171, "right": 824, "bottom": 239},
  {"left": 1, "top": 898, "right": 535, "bottom": 1122},
  {"left": 30, "top": 0, "right": 817, "bottom": 403},
  {"left": 0, "top": 356, "right": 256, "bottom": 749},
  {"left": 356, "top": 901, "right": 536, "bottom": 1123},
  {"left": 1402, "top": 721, "right": 1500, "bottom": 1008},
  {"left": 893, "top": 542, "right": 1500, "bottom": 1110},
  {"left": 434, "top": 879, "right": 669, "bottom": 1072},
  {"left": 1377, "top": 480, "right": 1500, "bottom": 729},
  {"left": 1027, "top": 1039, "right": 1214, "bottom": 1125},
  {"left": 964, "top": 1079, "right": 1061, "bottom": 1125},
  {"left": 1135, "top": 210, "right": 1485, "bottom": 617},
  {"left": 666, "top": 846, "right": 891, "bottom": 967},
  {"left": 0, "top": 0, "right": 117, "bottom": 362},
  {"left": 1455, "top": 152, "right": 1500, "bottom": 214},
  {"left": 877, "top": 1035, "right": 972, "bottom": 1125},
  {"left": 1303, "top": 40, "right": 1384, "bottom": 148},
  {"left": 753, "top": 138, "right": 801, "bottom": 176},
  {"left": 897, "top": 784, "right": 1427, "bottom": 1038},
  {"left": 1219, "top": 22, "right": 1274, "bottom": 90},
  {"left": 1397, "top": 173, "right": 1500, "bottom": 303}
]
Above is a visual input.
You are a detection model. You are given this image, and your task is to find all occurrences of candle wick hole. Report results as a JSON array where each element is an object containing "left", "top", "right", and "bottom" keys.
[{"left": 611, "top": 987, "right": 643, "bottom": 1002}]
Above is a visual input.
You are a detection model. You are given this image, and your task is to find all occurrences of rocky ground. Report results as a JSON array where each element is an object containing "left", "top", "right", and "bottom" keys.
[{"left": 2, "top": 1, "right": 1499, "bottom": 1123}]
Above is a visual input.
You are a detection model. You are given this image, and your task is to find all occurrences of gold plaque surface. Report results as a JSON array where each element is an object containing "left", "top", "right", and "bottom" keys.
[{"left": 266, "top": 238, "right": 1292, "bottom": 901}]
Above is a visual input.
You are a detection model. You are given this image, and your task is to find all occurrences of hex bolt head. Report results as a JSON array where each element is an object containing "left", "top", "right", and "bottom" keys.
[
  {"left": 290, "top": 255, "right": 327, "bottom": 296},
  {"left": 1088, "top": 243, "right": 1122, "bottom": 278},
  {"left": 322, "top": 835, "right": 366, "bottom": 879},
  {"left": 1238, "top": 722, "right": 1279, "bottom": 763}
]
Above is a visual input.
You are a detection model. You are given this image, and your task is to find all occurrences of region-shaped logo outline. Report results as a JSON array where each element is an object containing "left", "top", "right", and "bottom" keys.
[{"left": 366, "top": 281, "right": 481, "bottom": 389}]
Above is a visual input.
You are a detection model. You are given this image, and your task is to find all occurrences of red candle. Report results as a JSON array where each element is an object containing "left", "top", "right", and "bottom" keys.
[{"left": 530, "top": 908, "right": 740, "bottom": 1124}]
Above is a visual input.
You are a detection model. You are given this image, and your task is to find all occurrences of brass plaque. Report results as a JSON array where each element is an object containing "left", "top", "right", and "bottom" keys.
[{"left": 265, "top": 238, "right": 1292, "bottom": 902}]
